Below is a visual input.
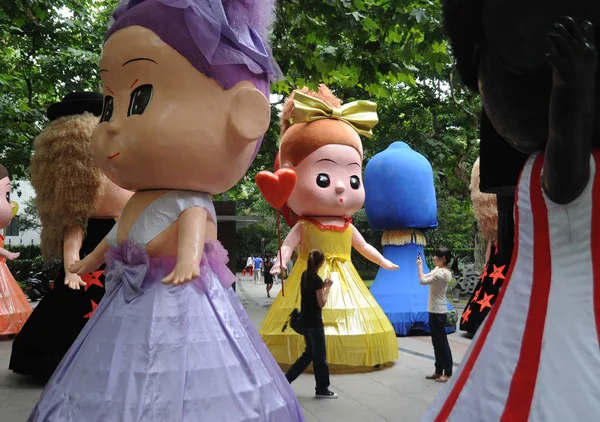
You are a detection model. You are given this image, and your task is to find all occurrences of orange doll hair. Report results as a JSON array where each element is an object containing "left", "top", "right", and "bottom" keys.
[
  {"left": 470, "top": 157, "right": 498, "bottom": 241},
  {"left": 30, "top": 113, "right": 104, "bottom": 261},
  {"left": 278, "top": 84, "right": 363, "bottom": 166}
]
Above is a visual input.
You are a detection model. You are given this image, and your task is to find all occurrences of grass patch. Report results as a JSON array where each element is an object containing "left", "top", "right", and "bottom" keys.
[{"left": 364, "top": 279, "right": 374, "bottom": 288}]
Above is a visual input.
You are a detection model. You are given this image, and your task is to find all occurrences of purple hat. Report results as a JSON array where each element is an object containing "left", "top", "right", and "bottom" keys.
[{"left": 107, "top": 0, "right": 281, "bottom": 161}]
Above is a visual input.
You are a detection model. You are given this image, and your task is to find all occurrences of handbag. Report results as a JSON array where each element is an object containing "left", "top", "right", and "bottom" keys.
[
  {"left": 282, "top": 275, "right": 304, "bottom": 335},
  {"left": 446, "top": 309, "right": 458, "bottom": 328}
]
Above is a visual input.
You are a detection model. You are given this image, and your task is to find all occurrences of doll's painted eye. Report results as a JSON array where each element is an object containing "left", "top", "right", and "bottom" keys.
[
  {"left": 128, "top": 84, "right": 153, "bottom": 117},
  {"left": 100, "top": 96, "right": 114, "bottom": 123},
  {"left": 350, "top": 175, "right": 361, "bottom": 190},
  {"left": 5, "top": 191, "right": 9, "bottom": 203},
  {"left": 316, "top": 173, "right": 331, "bottom": 188}
]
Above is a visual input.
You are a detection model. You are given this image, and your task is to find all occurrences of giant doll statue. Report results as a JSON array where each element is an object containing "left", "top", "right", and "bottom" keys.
[
  {"left": 0, "top": 164, "right": 32, "bottom": 336},
  {"left": 10, "top": 92, "right": 133, "bottom": 379},
  {"left": 28, "top": 1, "right": 304, "bottom": 421},
  {"left": 364, "top": 141, "right": 456, "bottom": 336},
  {"left": 459, "top": 158, "right": 509, "bottom": 335},
  {"left": 258, "top": 85, "right": 399, "bottom": 369},
  {"left": 423, "top": 1, "right": 600, "bottom": 421}
]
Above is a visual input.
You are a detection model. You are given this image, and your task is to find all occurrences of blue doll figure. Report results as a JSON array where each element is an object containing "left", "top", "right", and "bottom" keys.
[
  {"left": 364, "top": 142, "right": 456, "bottom": 335},
  {"left": 28, "top": 1, "right": 304, "bottom": 421}
]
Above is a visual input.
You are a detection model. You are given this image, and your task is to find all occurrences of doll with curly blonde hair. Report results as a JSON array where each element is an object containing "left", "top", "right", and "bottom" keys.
[
  {"left": 459, "top": 157, "right": 509, "bottom": 334},
  {"left": 9, "top": 92, "right": 132, "bottom": 379},
  {"left": 257, "top": 84, "right": 399, "bottom": 389}
]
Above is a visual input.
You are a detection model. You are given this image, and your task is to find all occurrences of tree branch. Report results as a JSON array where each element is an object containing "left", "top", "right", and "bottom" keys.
[{"left": 449, "top": 70, "right": 479, "bottom": 125}]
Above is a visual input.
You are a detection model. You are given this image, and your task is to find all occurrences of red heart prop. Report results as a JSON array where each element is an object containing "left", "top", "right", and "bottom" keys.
[{"left": 255, "top": 169, "right": 297, "bottom": 209}]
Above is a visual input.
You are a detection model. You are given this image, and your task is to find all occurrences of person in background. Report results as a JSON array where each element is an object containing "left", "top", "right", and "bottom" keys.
[
  {"left": 264, "top": 253, "right": 274, "bottom": 297},
  {"left": 253, "top": 255, "right": 263, "bottom": 284},
  {"left": 285, "top": 249, "right": 337, "bottom": 398},
  {"left": 417, "top": 248, "right": 457, "bottom": 383},
  {"left": 243, "top": 256, "right": 254, "bottom": 278}
]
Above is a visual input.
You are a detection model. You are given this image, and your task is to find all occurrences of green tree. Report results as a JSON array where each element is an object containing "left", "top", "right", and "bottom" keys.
[
  {"left": 0, "top": 0, "right": 118, "bottom": 179},
  {"left": 18, "top": 196, "right": 41, "bottom": 232}
]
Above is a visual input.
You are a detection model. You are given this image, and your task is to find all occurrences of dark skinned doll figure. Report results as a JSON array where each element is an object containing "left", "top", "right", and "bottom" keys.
[{"left": 422, "top": 2, "right": 600, "bottom": 421}]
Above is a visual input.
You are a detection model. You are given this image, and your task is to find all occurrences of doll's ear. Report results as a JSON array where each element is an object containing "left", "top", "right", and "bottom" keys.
[{"left": 228, "top": 85, "right": 270, "bottom": 142}]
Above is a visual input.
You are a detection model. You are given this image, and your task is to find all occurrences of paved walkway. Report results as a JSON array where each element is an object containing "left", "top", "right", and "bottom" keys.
[{"left": 0, "top": 274, "right": 473, "bottom": 421}]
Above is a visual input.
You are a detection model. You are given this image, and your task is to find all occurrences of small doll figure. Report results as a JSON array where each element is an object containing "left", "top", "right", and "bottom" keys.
[
  {"left": 459, "top": 158, "right": 509, "bottom": 335},
  {"left": 29, "top": 1, "right": 303, "bottom": 421},
  {"left": 259, "top": 85, "right": 399, "bottom": 369},
  {"left": 423, "top": 2, "right": 600, "bottom": 421},
  {"left": 9, "top": 92, "right": 133, "bottom": 379},
  {"left": 0, "top": 164, "right": 32, "bottom": 336}
]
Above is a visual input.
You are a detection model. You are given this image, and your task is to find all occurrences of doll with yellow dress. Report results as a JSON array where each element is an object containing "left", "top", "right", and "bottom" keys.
[{"left": 258, "top": 85, "right": 399, "bottom": 369}]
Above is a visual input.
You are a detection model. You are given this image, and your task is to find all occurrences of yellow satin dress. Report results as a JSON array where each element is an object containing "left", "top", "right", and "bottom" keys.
[{"left": 259, "top": 218, "right": 398, "bottom": 368}]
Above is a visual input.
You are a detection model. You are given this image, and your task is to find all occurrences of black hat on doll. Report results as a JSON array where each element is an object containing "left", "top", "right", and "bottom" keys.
[{"left": 47, "top": 92, "right": 104, "bottom": 122}]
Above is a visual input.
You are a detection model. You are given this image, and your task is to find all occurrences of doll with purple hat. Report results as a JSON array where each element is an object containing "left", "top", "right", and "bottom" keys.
[{"left": 28, "top": 1, "right": 304, "bottom": 421}]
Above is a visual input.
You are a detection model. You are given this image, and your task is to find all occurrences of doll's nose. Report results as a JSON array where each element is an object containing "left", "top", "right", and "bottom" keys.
[
  {"left": 335, "top": 182, "right": 345, "bottom": 193},
  {"left": 106, "top": 119, "right": 122, "bottom": 136}
]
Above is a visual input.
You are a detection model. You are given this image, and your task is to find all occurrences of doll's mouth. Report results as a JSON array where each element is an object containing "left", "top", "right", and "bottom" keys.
[
  {"left": 107, "top": 152, "right": 120, "bottom": 159},
  {"left": 339, "top": 198, "right": 344, "bottom": 203}
]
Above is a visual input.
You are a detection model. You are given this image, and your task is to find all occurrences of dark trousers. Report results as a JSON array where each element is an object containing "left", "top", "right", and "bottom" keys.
[
  {"left": 285, "top": 326, "right": 330, "bottom": 393},
  {"left": 429, "top": 312, "right": 453, "bottom": 376}
]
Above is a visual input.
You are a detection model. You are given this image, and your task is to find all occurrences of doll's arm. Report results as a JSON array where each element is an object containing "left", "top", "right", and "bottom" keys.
[
  {"left": 0, "top": 247, "right": 19, "bottom": 260},
  {"left": 484, "top": 240, "right": 492, "bottom": 268},
  {"left": 62, "top": 225, "right": 88, "bottom": 290},
  {"left": 162, "top": 206, "right": 208, "bottom": 286},
  {"left": 272, "top": 223, "right": 302, "bottom": 274},
  {"left": 70, "top": 238, "right": 110, "bottom": 276},
  {"left": 351, "top": 224, "right": 399, "bottom": 270},
  {"left": 543, "top": 18, "right": 596, "bottom": 204}
]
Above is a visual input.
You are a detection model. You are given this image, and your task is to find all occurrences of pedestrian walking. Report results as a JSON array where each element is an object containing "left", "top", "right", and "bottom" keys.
[{"left": 285, "top": 249, "right": 337, "bottom": 398}]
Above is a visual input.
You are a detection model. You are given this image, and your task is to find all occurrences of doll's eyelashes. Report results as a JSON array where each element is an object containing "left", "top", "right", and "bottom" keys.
[
  {"left": 128, "top": 84, "right": 153, "bottom": 117},
  {"left": 350, "top": 175, "right": 361, "bottom": 190},
  {"left": 100, "top": 96, "right": 114, "bottom": 123},
  {"left": 316, "top": 173, "right": 331, "bottom": 188}
]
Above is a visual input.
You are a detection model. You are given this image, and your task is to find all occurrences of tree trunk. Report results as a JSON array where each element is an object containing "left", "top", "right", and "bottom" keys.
[{"left": 473, "top": 230, "right": 487, "bottom": 273}]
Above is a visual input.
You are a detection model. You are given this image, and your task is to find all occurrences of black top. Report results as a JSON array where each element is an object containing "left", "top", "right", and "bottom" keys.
[
  {"left": 300, "top": 271, "right": 324, "bottom": 328},
  {"left": 263, "top": 259, "right": 274, "bottom": 283}
]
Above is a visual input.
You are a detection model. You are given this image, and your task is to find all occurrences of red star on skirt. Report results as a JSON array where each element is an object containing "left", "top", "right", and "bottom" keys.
[
  {"left": 82, "top": 270, "right": 104, "bottom": 291},
  {"left": 83, "top": 300, "right": 98, "bottom": 319},
  {"left": 480, "top": 268, "right": 488, "bottom": 282},
  {"left": 476, "top": 292, "right": 494, "bottom": 312},
  {"left": 489, "top": 265, "right": 506, "bottom": 285},
  {"left": 461, "top": 306, "right": 472, "bottom": 323}
]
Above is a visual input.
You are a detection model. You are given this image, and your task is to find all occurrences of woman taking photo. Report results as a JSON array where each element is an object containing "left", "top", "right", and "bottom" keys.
[
  {"left": 285, "top": 249, "right": 337, "bottom": 398},
  {"left": 418, "top": 248, "right": 456, "bottom": 383}
]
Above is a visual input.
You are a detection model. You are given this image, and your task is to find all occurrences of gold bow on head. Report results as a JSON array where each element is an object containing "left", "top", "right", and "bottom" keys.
[{"left": 289, "top": 91, "right": 379, "bottom": 138}]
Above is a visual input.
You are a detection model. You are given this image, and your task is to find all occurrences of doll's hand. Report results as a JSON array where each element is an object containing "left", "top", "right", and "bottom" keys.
[
  {"left": 70, "top": 256, "right": 99, "bottom": 276},
  {"left": 5, "top": 251, "right": 20, "bottom": 260},
  {"left": 416, "top": 256, "right": 422, "bottom": 267},
  {"left": 270, "top": 264, "right": 281, "bottom": 275},
  {"left": 382, "top": 259, "right": 399, "bottom": 270},
  {"left": 64, "top": 272, "right": 86, "bottom": 290},
  {"left": 162, "top": 260, "right": 200, "bottom": 286},
  {"left": 547, "top": 17, "right": 597, "bottom": 86}
]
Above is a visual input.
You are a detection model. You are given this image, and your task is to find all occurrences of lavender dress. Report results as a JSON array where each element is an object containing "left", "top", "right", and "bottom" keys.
[{"left": 28, "top": 191, "right": 305, "bottom": 422}]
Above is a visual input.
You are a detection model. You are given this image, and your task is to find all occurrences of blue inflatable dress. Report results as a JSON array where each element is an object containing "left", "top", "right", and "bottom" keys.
[{"left": 364, "top": 142, "right": 456, "bottom": 336}]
